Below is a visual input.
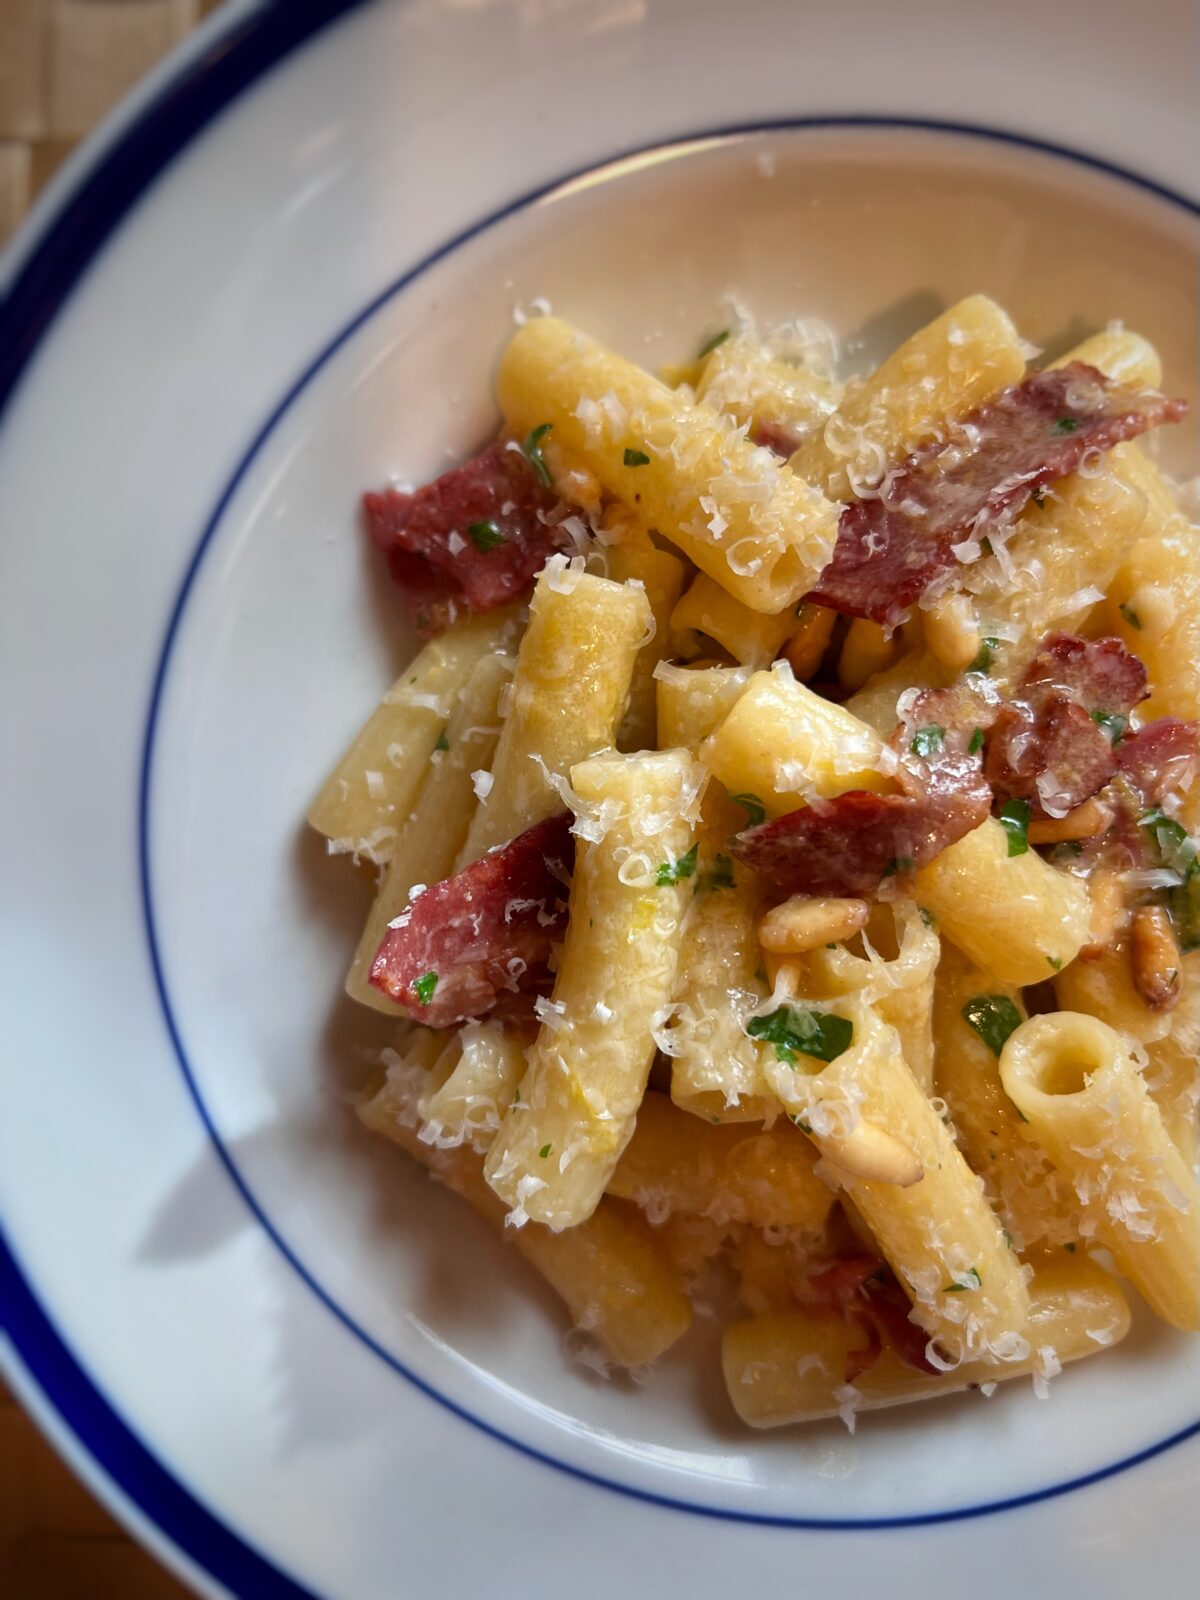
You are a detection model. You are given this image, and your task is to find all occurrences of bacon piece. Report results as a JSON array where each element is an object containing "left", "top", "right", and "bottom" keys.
[
  {"left": 1116, "top": 718, "right": 1200, "bottom": 805},
  {"left": 986, "top": 634, "right": 1150, "bottom": 818},
  {"left": 368, "top": 813, "right": 573, "bottom": 1026},
  {"left": 732, "top": 680, "right": 993, "bottom": 897},
  {"left": 364, "top": 441, "right": 573, "bottom": 636},
  {"left": 804, "top": 1257, "right": 936, "bottom": 1380},
  {"left": 751, "top": 418, "right": 806, "bottom": 459},
  {"left": 806, "top": 365, "right": 1187, "bottom": 624}
]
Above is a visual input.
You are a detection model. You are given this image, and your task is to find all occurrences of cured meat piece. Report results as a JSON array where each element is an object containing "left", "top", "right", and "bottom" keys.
[
  {"left": 369, "top": 813, "right": 574, "bottom": 1026},
  {"left": 364, "top": 440, "right": 573, "bottom": 636},
  {"left": 732, "top": 678, "right": 992, "bottom": 898},
  {"left": 730, "top": 786, "right": 989, "bottom": 897},
  {"left": 1021, "top": 633, "right": 1148, "bottom": 714},
  {"left": 986, "top": 634, "right": 1150, "bottom": 818},
  {"left": 1115, "top": 718, "right": 1200, "bottom": 805},
  {"left": 751, "top": 418, "right": 806, "bottom": 459},
  {"left": 806, "top": 365, "right": 1187, "bottom": 624},
  {"left": 805, "top": 1257, "right": 936, "bottom": 1379}
]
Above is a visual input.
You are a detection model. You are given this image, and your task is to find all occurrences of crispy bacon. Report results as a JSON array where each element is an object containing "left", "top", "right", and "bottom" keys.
[
  {"left": 986, "top": 634, "right": 1149, "bottom": 818},
  {"left": 752, "top": 418, "right": 806, "bottom": 459},
  {"left": 364, "top": 441, "right": 573, "bottom": 636},
  {"left": 368, "top": 813, "right": 573, "bottom": 1026},
  {"left": 1116, "top": 718, "right": 1200, "bottom": 805},
  {"left": 731, "top": 681, "right": 993, "bottom": 897},
  {"left": 806, "top": 364, "right": 1187, "bottom": 624},
  {"left": 804, "top": 1256, "right": 936, "bottom": 1381}
]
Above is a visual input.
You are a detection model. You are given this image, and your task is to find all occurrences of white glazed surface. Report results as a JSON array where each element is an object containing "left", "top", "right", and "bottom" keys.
[{"left": 1, "top": 3, "right": 1198, "bottom": 1597}]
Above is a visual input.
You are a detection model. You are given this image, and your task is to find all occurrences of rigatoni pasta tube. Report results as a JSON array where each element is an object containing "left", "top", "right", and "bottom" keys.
[
  {"left": 359, "top": 1054, "right": 690, "bottom": 1365},
  {"left": 844, "top": 649, "right": 944, "bottom": 737},
  {"left": 654, "top": 662, "right": 753, "bottom": 751},
  {"left": 1048, "top": 326, "right": 1162, "bottom": 388},
  {"left": 604, "top": 535, "right": 686, "bottom": 752},
  {"left": 915, "top": 818, "right": 1091, "bottom": 985},
  {"left": 1000, "top": 1013, "right": 1200, "bottom": 1331},
  {"left": 704, "top": 660, "right": 895, "bottom": 818},
  {"left": 1141, "top": 968, "right": 1200, "bottom": 1160},
  {"left": 670, "top": 573, "right": 795, "bottom": 669},
  {"left": 723, "top": 1258, "right": 1130, "bottom": 1428},
  {"left": 497, "top": 318, "right": 839, "bottom": 612},
  {"left": 934, "top": 945, "right": 1077, "bottom": 1250},
  {"left": 695, "top": 333, "right": 839, "bottom": 441},
  {"left": 484, "top": 748, "right": 702, "bottom": 1229},
  {"left": 608, "top": 1091, "right": 834, "bottom": 1231},
  {"left": 345, "top": 650, "right": 511, "bottom": 1013},
  {"left": 308, "top": 607, "right": 520, "bottom": 860},
  {"left": 764, "top": 1000, "right": 1030, "bottom": 1360},
  {"left": 458, "top": 563, "right": 649, "bottom": 862},
  {"left": 788, "top": 295, "right": 1025, "bottom": 501},
  {"left": 419, "top": 1021, "right": 527, "bottom": 1152}
]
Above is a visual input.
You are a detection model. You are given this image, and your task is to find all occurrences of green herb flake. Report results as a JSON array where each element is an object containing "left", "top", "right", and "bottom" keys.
[
  {"left": 793, "top": 1115, "right": 814, "bottom": 1135},
  {"left": 655, "top": 842, "right": 699, "bottom": 886},
  {"left": 961, "top": 994, "right": 1023, "bottom": 1058},
  {"left": 944, "top": 1266, "right": 982, "bottom": 1293},
  {"left": 1054, "top": 416, "right": 1079, "bottom": 434},
  {"left": 1090, "top": 709, "right": 1127, "bottom": 743},
  {"left": 467, "top": 519, "right": 506, "bottom": 552},
  {"left": 746, "top": 1006, "right": 854, "bottom": 1066},
  {"left": 699, "top": 328, "right": 730, "bottom": 358},
  {"left": 1046, "top": 954, "right": 1063, "bottom": 971},
  {"left": 1031, "top": 488, "right": 1047, "bottom": 509},
  {"left": 910, "top": 724, "right": 946, "bottom": 759},
  {"left": 968, "top": 636, "right": 1000, "bottom": 675},
  {"left": 1015, "top": 1105, "right": 1029, "bottom": 1123},
  {"left": 1119, "top": 601, "right": 1142, "bottom": 630},
  {"left": 1064, "top": 1241, "right": 1077, "bottom": 1253},
  {"left": 539, "top": 1143, "right": 552, "bottom": 1159},
  {"left": 522, "top": 421, "right": 554, "bottom": 486},
  {"left": 1002, "top": 1230, "right": 1014, "bottom": 1250},
  {"left": 412, "top": 971, "right": 439, "bottom": 1007},
  {"left": 999, "top": 797, "right": 1032, "bottom": 857},
  {"left": 918, "top": 906, "right": 936, "bottom": 928},
  {"left": 434, "top": 731, "right": 450, "bottom": 753},
  {"left": 730, "top": 792, "right": 766, "bottom": 828},
  {"left": 882, "top": 855, "right": 915, "bottom": 877},
  {"left": 623, "top": 447, "right": 651, "bottom": 468},
  {"left": 698, "top": 853, "right": 735, "bottom": 893},
  {"left": 512, "top": 1086, "right": 521, "bottom": 1105},
  {"left": 967, "top": 726, "right": 985, "bottom": 756}
]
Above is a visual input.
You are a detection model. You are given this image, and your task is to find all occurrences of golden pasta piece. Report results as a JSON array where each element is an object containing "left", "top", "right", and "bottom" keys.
[
  {"left": 458, "top": 564, "right": 649, "bottom": 862},
  {"left": 723, "top": 1258, "right": 1130, "bottom": 1428},
  {"left": 788, "top": 294, "right": 1026, "bottom": 501},
  {"left": 916, "top": 817, "right": 1091, "bottom": 986},
  {"left": 1000, "top": 1012, "right": 1200, "bottom": 1331},
  {"left": 695, "top": 332, "right": 840, "bottom": 441},
  {"left": 1048, "top": 325, "right": 1163, "bottom": 389},
  {"left": 783, "top": 602, "right": 838, "bottom": 681},
  {"left": 670, "top": 573, "right": 795, "bottom": 668},
  {"left": 484, "top": 749, "right": 702, "bottom": 1229},
  {"left": 359, "top": 1055, "right": 691, "bottom": 1366},
  {"left": 497, "top": 317, "right": 839, "bottom": 611},
  {"left": 758, "top": 896, "right": 870, "bottom": 956},
  {"left": 922, "top": 593, "right": 982, "bottom": 676},
  {"left": 764, "top": 1000, "right": 1030, "bottom": 1361},
  {"left": 420, "top": 1021, "right": 528, "bottom": 1152},
  {"left": 837, "top": 618, "right": 898, "bottom": 694},
  {"left": 1140, "top": 959, "right": 1200, "bottom": 1158},
  {"left": 309, "top": 608, "right": 522, "bottom": 861},
  {"left": 604, "top": 534, "right": 687, "bottom": 752},
  {"left": 654, "top": 662, "right": 754, "bottom": 752},
  {"left": 607, "top": 1090, "right": 834, "bottom": 1231}
]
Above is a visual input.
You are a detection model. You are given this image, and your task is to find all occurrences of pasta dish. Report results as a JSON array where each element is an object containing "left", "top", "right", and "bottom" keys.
[{"left": 310, "top": 296, "right": 1198, "bottom": 1429}]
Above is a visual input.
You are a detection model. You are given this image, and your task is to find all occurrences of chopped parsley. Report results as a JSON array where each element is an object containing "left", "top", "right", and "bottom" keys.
[
  {"left": 1119, "top": 600, "right": 1142, "bottom": 630},
  {"left": 655, "top": 842, "right": 699, "bottom": 886},
  {"left": 1090, "top": 709, "right": 1127, "bottom": 743},
  {"left": 539, "top": 1143, "right": 552, "bottom": 1159},
  {"left": 918, "top": 906, "right": 936, "bottom": 928},
  {"left": 512, "top": 1086, "right": 521, "bottom": 1105},
  {"left": 1054, "top": 416, "right": 1079, "bottom": 434},
  {"left": 1064, "top": 1241, "right": 1077, "bottom": 1253},
  {"left": 944, "top": 1267, "right": 982, "bottom": 1293},
  {"left": 967, "top": 726, "right": 985, "bottom": 756},
  {"left": 1141, "top": 809, "right": 1200, "bottom": 951},
  {"left": 1031, "top": 488, "right": 1046, "bottom": 509},
  {"left": 412, "top": 971, "right": 439, "bottom": 1007},
  {"left": 882, "top": 855, "right": 915, "bottom": 877},
  {"left": 699, "top": 328, "right": 730, "bottom": 357},
  {"left": 1046, "top": 954, "right": 1063, "bottom": 971},
  {"left": 434, "top": 731, "right": 450, "bottom": 753},
  {"left": 967, "top": 635, "right": 1000, "bottom": 675},
  {"left": 730, "top": 792, "right": 766, "bottom": 828},
  {"left": 962, "top": 994, "right": 1022, "bottom": 1057},
  {"left": 522, "top": 422, "right": 554, "bottom": 486},
  {"left": 999, "top": 797, "right": 1032, "bottom": 856},
  {"left": 1002, "top": 1230, "right": 1014, "bottom": 1250},
  {"left": 623, "top": 447, "right": 651, "bottom": 467},
  {"left": 468, "top": 519, "right": 506, "bottom": 551},
  {"left": 698, "top": 853, "right": 735, "bottom": 893},
  {"left": 792, "top": 1115, "right": 814, "bottom": 1135},
  {"left": 746, "top": 1006, "right": 854, "bottom": 1067},
  {"left": 910, "top": 724, "right": 945, "bottom": 759}
]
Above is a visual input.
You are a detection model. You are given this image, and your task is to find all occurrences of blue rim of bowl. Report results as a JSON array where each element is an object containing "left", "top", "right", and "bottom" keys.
[{"left": 1, "top": 0, "right": 1199, "bottom": 1588}]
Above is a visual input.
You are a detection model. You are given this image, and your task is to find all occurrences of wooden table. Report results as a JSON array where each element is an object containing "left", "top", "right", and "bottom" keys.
[{"left": 2, "top": 8, "right": 226, "bottom": 1589}]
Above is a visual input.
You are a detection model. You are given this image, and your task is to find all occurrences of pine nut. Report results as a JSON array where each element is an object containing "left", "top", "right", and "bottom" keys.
[
  {"left": 1130, "top": 906, "right": 1183, "bottom": 1012},
  {"left": 821, "top": 1120, "right": 925, "bottom": 1187},
  {"left": 1027, "top": 798, "right": 1114, "bottom": 845},
  {"left": 782, "top": 603, "right": 836, "bottom": 681},
  {"left": 924, "top": 592, "right": 981, "bottom": 675},
  {"left": 1081, "top": 869, "right": 1127, "bottom": 961},
  {"left": 759, "top": 896, "right": 870, "bottom": 954}
]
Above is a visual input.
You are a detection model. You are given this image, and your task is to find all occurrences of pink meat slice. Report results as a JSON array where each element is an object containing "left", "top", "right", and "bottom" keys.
[
  {"left": 364, "top": 440, "right": 573, "bottom": 637},
  {"left": 1116, "top": 718, "right": 1200, "bottom": 806},
  {"left": 368, "top": 813, "right": 574, "bottom": 1026},
  {"left": 730, "top": 681, "right": 993, "bottom": 897},
  {"left": 985, "top": 634, "right": 1149, "bottom": 819},
  {"left": 806, "top": 364, "right": 1188, "bottom": 624}
]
